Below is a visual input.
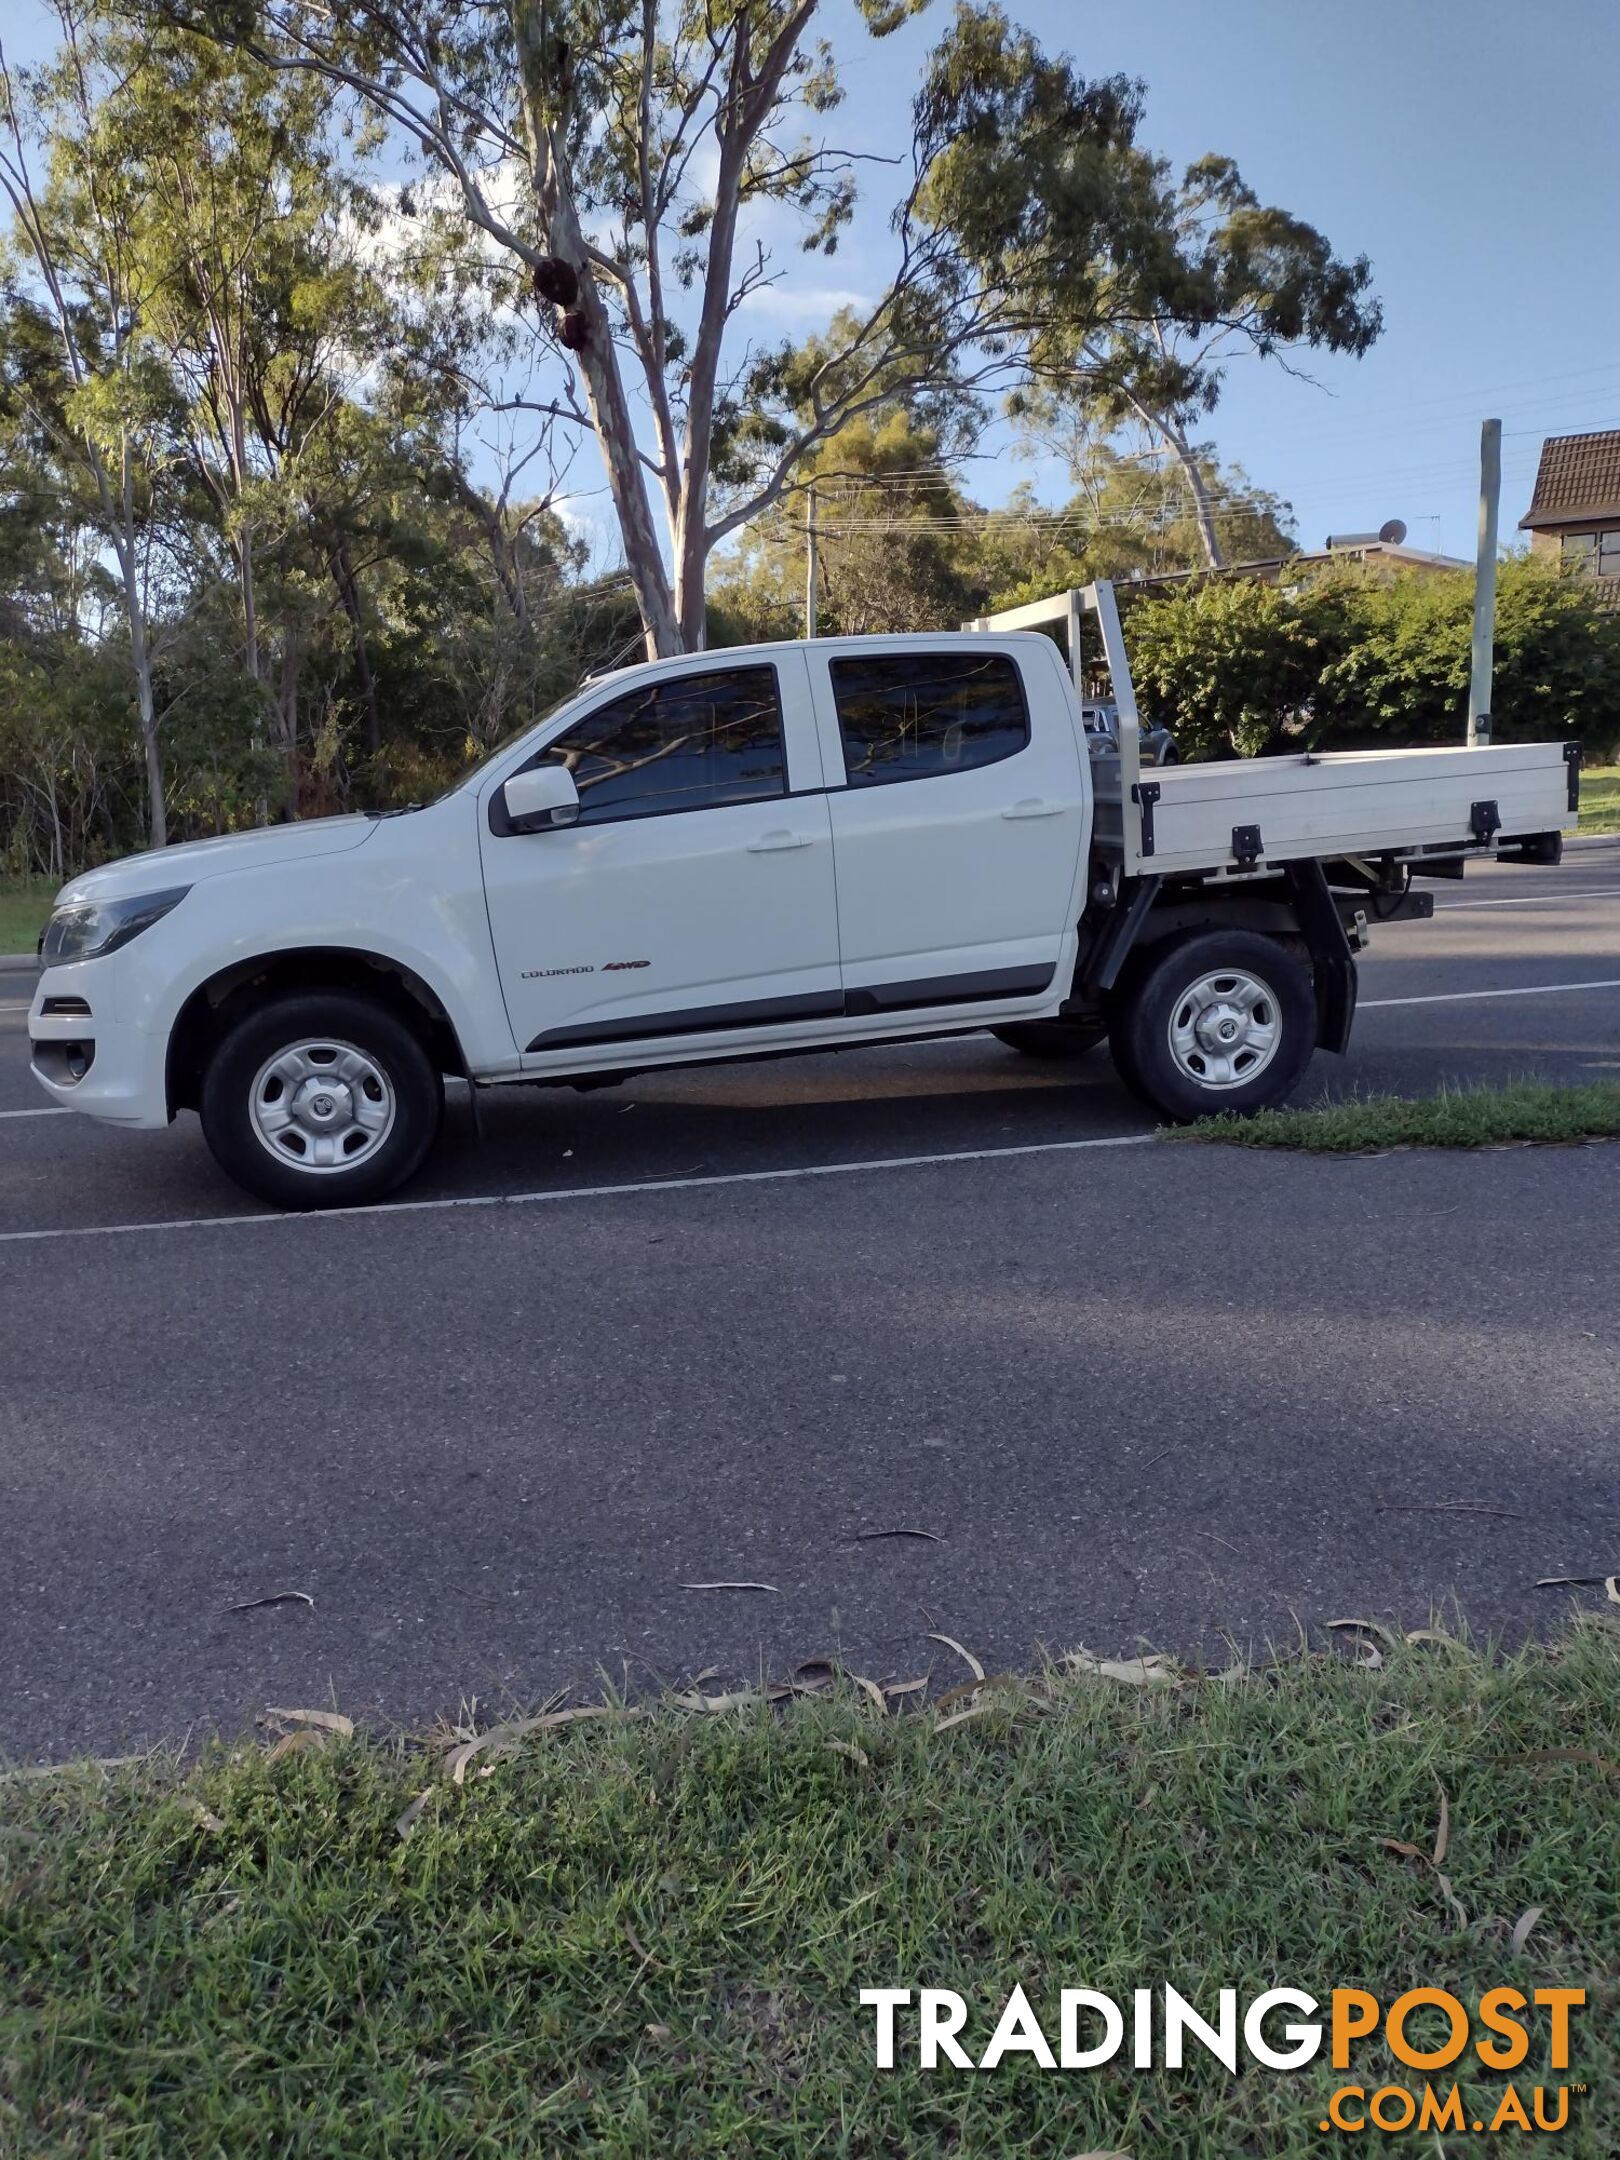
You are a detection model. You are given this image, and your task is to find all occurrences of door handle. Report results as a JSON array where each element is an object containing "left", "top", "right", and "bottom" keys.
[
  {"left": 1003, "top": 798, "right": 1065, "bottom": 819},
  {"left": 747, "top": 829, "right": 814, "bottom": 852}
]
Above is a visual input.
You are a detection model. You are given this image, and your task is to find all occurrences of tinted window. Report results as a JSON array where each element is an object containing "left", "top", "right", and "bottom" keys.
[
  {"left": 524, "top": 666, "right": 784, "bottom": 824},
  {"left": 829, "top": 652, "right": 1028, "bottom": 788}
]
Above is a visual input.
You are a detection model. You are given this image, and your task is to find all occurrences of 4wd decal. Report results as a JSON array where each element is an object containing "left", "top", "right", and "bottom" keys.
[{"left": 519, "top": 959, "right": 651, "bottom": 979}]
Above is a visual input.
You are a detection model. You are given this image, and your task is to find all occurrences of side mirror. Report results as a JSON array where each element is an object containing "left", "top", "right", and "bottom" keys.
[{"left": 502, "top": 764, "right": 580, "bottom": 832}]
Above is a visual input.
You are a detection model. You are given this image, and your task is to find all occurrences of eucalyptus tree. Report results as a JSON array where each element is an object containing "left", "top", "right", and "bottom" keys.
[
  {"left": 0, "top": 5, "right": 192, "bottom": 845},
  {"left": 148, "top": 0, "right": 1197, "bottom": 657}
]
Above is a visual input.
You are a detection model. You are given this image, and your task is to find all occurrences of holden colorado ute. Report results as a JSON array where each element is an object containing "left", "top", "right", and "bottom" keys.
[{"left": 28, "top": 581, "right": 1576, "bottom": 1210}]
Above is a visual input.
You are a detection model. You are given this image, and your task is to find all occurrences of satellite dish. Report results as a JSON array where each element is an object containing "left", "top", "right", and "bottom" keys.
[{"left": 1378, "top": 518, "right": 1408, "bottom": 545}]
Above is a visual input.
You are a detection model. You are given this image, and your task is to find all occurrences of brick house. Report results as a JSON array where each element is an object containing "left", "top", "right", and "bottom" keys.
[{"left": 1519, "top": 429, "right": 1620, "bottom": 605}]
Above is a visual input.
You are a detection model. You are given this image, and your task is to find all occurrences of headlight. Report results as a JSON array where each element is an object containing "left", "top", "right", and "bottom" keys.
[{"left": 39, "top": 885, "right": 191, "bottom": 966}]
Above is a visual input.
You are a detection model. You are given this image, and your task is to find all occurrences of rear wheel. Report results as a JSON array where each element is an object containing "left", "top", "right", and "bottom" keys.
[
  {"left": 991, "top": 1019, "right": 1106, "bottom": 1060},
  {"left": 200, "top": 991, "right": 443, "bottom": 1209},
  {"left": 1106, "top": 929, "right": 1317, "bottom": 1122}
]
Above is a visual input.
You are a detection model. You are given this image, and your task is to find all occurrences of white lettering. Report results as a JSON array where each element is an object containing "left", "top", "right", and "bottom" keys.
[
  {"left": 919, "top": 1989, "right": 973, "bottom": 2070},
  {"left": 1060, "top": 1990, "right": 1125, "bottom": 2069},
  {"left": 860, "top": 1989, "right": 911, "bottom": 2069},
  {"left": 1245, "top": 1989, "right": 1321, "bottom": 2069},
  {"left": 978, "top": 1984, "right": 1057, "bottom": 2070},
  {"left": 1164, "top": 1987, "right": 1239, "bottom": 2072}
]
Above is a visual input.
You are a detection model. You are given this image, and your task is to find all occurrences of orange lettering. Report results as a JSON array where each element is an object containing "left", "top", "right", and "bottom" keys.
[
  {"left": 1476, "top": 1988, "right": 1529, "bottom": 2071},
  {"left": 1331, "top": 1989, "right": 1380, "bottom": 2068},
  {"left": 1534, "top": 1989, "right": 1584, "bottom": 2072},
  {"left": 1386, "top": 1989, "right": 1469, "bottom": 2071}
]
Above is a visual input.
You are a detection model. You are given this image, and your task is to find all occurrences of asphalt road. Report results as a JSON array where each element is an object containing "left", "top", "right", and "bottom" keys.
[{"left": 2, "top": 844, "right": 1617, "bottom": 1760}]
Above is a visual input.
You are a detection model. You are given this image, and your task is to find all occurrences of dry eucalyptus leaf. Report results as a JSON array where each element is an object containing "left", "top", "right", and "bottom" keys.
[
  {"left": 226, "top": 1590, "right": 314, "bottom": 1613},
  {"left": 1509, "top": 1904, "right": 1545, "bottom": 1956},
  {"left": 854, "top": 1528, "right": 944, "bottom": 1544},
  {"left": 934, "top": 1701, "right": 994, "bottom": 1734},
  {"left": 1534, "top": 1574, "right": 1611, "bottom": 1588},
  {"left": 1608, "top": 1577, "right": 1620, "bottom": 1607},
  {"left": 1431, "top": 1783, "right": 1451, "bottom": 1868},
  {"left": 265, "top": 1730, "right": 325, "bottom": 1763},
  {"left": 394, "top": 1790, "right": 435, "bottom": 1841},
  {"left": 1325, "top": 1617, "right": 1400, "bottom": 1652},
  {"left": 825, "top": 1739, "right": 871, "bottom": 1768},
  {"left": 926, "top": 1632, "right": 985, "bottom": 1681},
  {"left": 849, "top": 1674, "right": 888, "bottom": 1714},
  {"left": 446, "top": 1703, "right": 618, "bottom": 1786},
  {"left": 264, "top": 1707, "right": 353, "bottom": 1738},
  {"left": 1063, "top": 1647, "right": 1179, "bottom": 1686},
  {"left": 882, "top": 1678, "right": 928, "bottom": 1700},
  {"left": 677, "top": 1580, "right": 780, "bottom": 1594}
]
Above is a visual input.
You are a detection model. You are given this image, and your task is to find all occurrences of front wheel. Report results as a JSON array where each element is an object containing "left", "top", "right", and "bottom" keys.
[
  {"left": 1107, "top": 930, "right": 1317, "bottom": 1122},
  {"left": 200, "top": 991, "right": 444, "bottom": 1208}
]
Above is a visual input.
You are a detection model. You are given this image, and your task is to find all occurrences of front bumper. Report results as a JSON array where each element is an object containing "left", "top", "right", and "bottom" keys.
[{"left": 28, "top": 964, "right": 172, "bottom": 1128}]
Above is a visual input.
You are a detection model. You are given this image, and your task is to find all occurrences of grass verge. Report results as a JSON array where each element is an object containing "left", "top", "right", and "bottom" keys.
[
  {"left": 0, "top": 877, "right": 53, "bottom": 955},
  {"left": 1172, "top": 1077, "right": 1620, "bottom": 1153},
  {"left": 1577, "top": 764, "right": 1620, "bottom": 835},
  {"left": 3, "top": 1625, "right": 1618, "bottom": 2156}
]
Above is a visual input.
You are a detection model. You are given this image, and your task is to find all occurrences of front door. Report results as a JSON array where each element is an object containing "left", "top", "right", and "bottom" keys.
[{"left": 480, "top": 651, "right": 841, "bottom": 1061}]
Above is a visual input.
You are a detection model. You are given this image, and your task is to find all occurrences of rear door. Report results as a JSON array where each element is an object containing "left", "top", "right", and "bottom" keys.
[
  {"left": 806, "top": 640, "right": 1088, "bottom": 1015},
  {"left": 480, "top": 651, "right": 841, "bottom": 1061}
]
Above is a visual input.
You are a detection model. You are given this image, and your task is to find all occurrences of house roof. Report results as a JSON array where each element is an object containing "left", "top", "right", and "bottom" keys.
[{"left": 1519, "top": 430, "right": 1620, "bottom": 529}]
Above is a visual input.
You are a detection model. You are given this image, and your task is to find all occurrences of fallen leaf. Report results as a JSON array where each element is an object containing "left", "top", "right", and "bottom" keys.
[
  {"left": 394, "top": 1790, "right": 435, "bottom": 1841},
  {"left": 1381, "top": 1838, "right": 1425, "bottom": 1860},
  {"left": 186, "top": 1802, "right": 225, "bottom": 1833},
  {"left": 1608, "top": 1577, "right": 1620, "bottom": 1607},
  {"left": 1431, "top": 1781, "right": 1451, "bottom": 1868},
  {"left": 1404, "top": 1628, "right": 1469, "bottom": 1651},
  {"left": 881, "top": 1678, "right": 928, "bottom": 1700},
  {"left": 264, "top": 1707, "right": 353, "bottom": 1738},
  {"left": 446, "top": 1704, "right": 619, "bottom": 1786},
  {"left": 1509, "top": 1904, "right": 1545, "bottom": 1956},
  {"left": 1435, "top": 1870, "right": 1469, "bottom": 1932},
  {"left": 849, "top": 1674, "right": 888, "bottom": 1715},
  {"left": 225, "top": 1590, "right": 314, "bottom": 1613},
  {"left": 1063, "top": 1647, "right": 1180, "bottom": 1686},
  {"left": 677, "top": 1580, "right": 780, "bottom": 1594},
  {"left": 265, "top": 1730, "right": 325, "bottom": 1763},
  {"left": 825, "top": 1738, "right": 870, "bottom": 1767},
  {"left": 926, "top": 1632, "right": 985, "bottom": 1681},
  {"left": 1325, "top": 1617, "right": 1401, "bottom": 1652},
  {"left": 1534, "top": 1574, "right": 1613, "bottom": 1589},
  {"left": 933, "top": 1701, "right": 994, "bottom": 1733},
  {"left": 672, "top": 1686, "right": 790, "bottom": 1714},
  {"left": 853, "top": 1528, "right": 944, "bottom": 1544},
  {"left": 644, "top": 2023, "right": 671, "bottom": 2041}
]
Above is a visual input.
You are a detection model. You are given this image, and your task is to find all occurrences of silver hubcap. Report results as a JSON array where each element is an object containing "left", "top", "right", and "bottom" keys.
[
  {"left": 1167, "top": 968, "right": 1282, "bottom": 1090},
  {"left": 248, "top": 1038, "right": 395, "bottom": 1173}
]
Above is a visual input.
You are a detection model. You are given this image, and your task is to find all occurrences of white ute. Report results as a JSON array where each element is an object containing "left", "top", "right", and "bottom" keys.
[{"left": 29, "top": 580, "right": 1577, "bottom": 1209}]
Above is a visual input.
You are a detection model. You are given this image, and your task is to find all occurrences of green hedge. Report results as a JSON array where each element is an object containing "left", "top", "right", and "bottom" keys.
[{"left": 1126, "top": 556, "right": 1620, "bottom": 763}]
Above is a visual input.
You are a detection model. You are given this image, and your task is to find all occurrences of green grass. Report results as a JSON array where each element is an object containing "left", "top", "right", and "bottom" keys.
[
  {"left": 4, "top": 1627, "right": 1618, "bottom": 2156},
  {"left": 0, "top": 877, "right": 54, "bottom": 955},
  {"left": 1173, "top": 1077, "right": 1620, "bottom": 1153},
  {"left": 1577, "top": 763, "right": 1620, "bottom": 835}
]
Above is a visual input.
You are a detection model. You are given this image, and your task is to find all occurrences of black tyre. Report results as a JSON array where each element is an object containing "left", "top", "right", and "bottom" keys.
[
  {"left": 991, "top": 1020, "right": 1106, "bottom": 1060},
  {"left": 199, "top": 991, "right": 444, "bottom": 1209},
  {"left": 1106, "top": 929, "right": 1317, "bottom": 1123}
]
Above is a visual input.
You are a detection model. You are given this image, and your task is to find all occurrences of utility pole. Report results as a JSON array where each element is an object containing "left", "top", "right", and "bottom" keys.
[
  {"left": 1467, "top": 418, "right": 1502, "bottom": 747},
  {"left": 804, "top": 479, "right": 818, "bottom": 639}
]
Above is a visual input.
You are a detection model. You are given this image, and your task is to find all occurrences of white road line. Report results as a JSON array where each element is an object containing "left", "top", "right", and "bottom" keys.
[
  {"left": 1434, "top": 886, "right": 1620, "bottom": 911},
  {"left": 1361, "top": 977, "right": 1620, "bottom": 1009},
  {"left": 0, "top": 1105, "right": 67, "bottom": 1119},
  {"left": 0, "top": 1130, "right": 1159, "bottom": 1247}
]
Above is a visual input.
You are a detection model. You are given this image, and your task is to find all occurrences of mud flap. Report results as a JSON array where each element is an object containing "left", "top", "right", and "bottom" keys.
[{"left": 1283, "top": 860, "right": 1358, "bottom": 1054}]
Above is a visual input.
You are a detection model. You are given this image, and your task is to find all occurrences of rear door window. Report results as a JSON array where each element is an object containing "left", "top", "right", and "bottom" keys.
[{"left": 828, "top": 652, "right": 1029, "bottom": 788}]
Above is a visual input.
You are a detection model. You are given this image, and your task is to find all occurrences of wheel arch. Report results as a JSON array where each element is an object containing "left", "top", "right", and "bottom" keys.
[{"left": 167, "top": 944, "right": 470, "bottom": 1116}]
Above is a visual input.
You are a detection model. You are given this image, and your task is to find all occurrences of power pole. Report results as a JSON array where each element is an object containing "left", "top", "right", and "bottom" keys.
[
  {"left": 1467, "top": 417, "right": 1502, "bottom": 747},
  {"left": 804, "top": 479, "right": 818, "bottom": 639}
]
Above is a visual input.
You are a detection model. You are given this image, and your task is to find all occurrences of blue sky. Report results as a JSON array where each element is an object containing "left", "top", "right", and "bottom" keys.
[
  {"left": 7, "top": 0, "right": 1616, "bottom": 563},
  {"left": 811, "top": 0, "right": 1620, "bottom": 559}
]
